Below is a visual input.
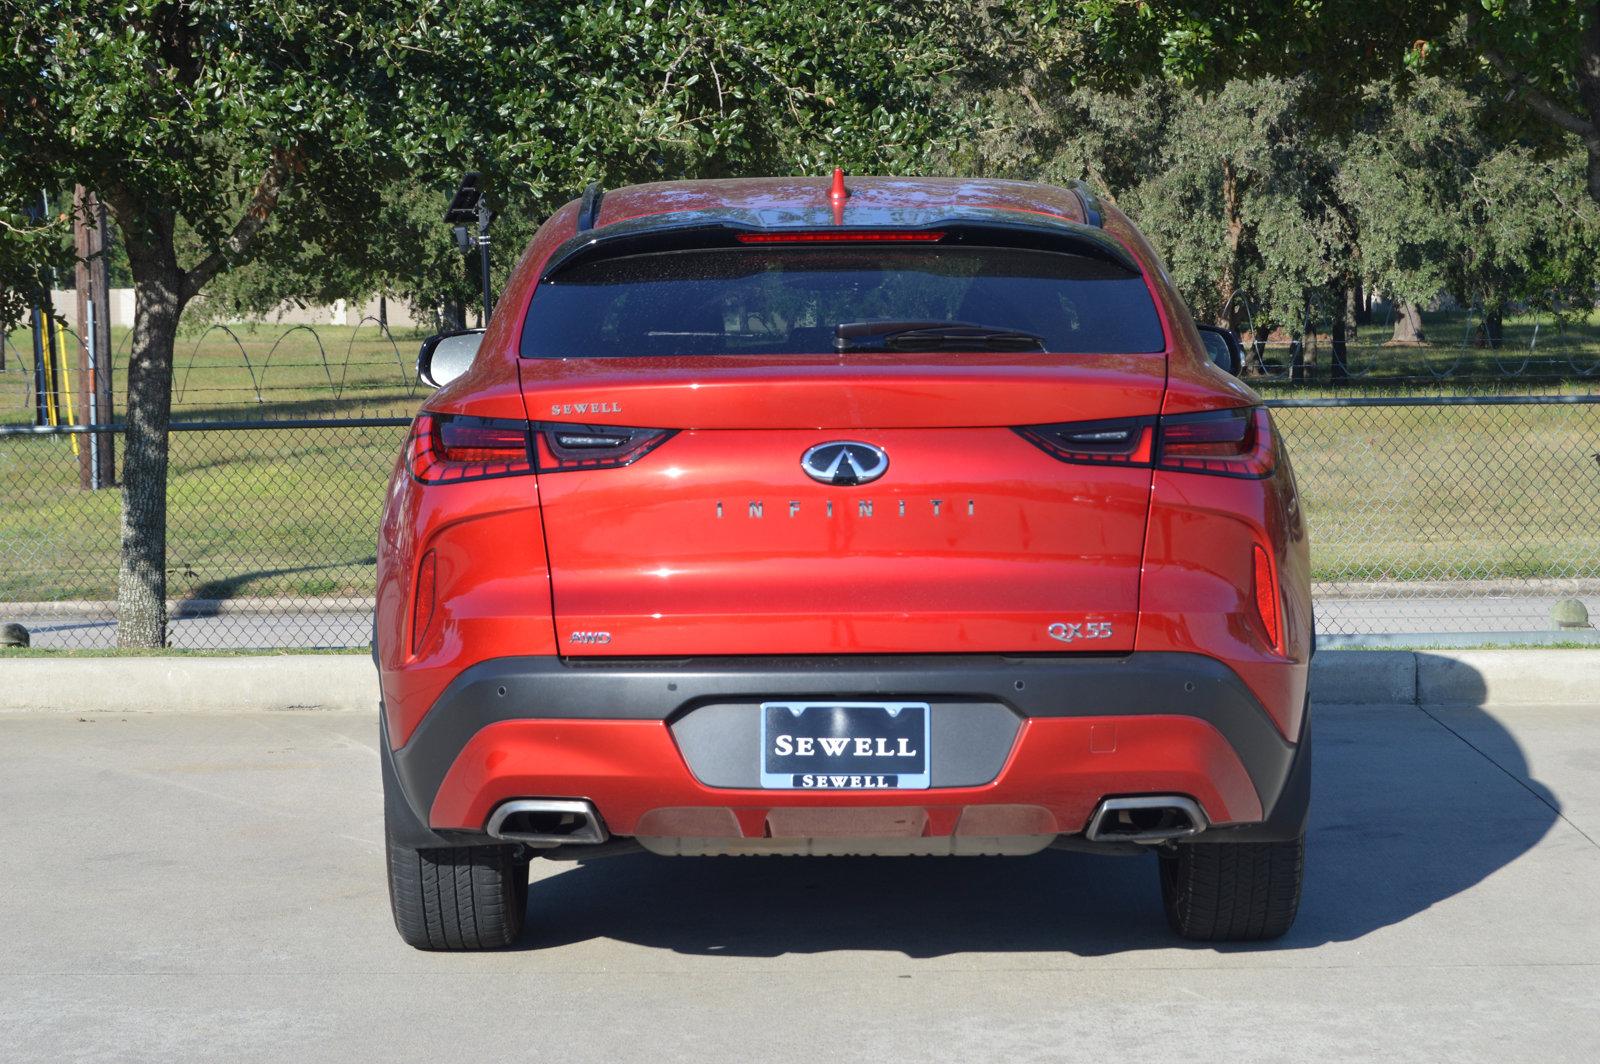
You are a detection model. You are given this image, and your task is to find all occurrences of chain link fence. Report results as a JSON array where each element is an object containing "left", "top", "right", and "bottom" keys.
[
  {"left": 1268, "top": 396, "right": 1600, "bottom": 640},
  {"left": 2, "top": 396, "right": 1597, "bottom": 648},
  {"left": 0, "top": 419, "right": 405, "bottom": 649}
]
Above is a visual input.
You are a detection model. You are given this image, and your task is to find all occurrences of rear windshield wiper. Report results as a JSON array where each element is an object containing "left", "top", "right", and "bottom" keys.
[{"left": 834, "top": 320, "right": 1047, "bottom": 353}]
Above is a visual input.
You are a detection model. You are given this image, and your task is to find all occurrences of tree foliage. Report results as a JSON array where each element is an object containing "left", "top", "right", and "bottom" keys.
[
  {"left": 0, "top": 0, "right": 965, "bottom": 645},
  {"left": 1340, "top": 78, "right": 1600, "bottom": 320},
  {"left": 1055, "top": 2, "right": 1600, "bottom": 204},
  {"left": 956, "top": 64, "right": 1600, "bottom": 338},
  {"left": 199, "top": 1, "right": 962, "bottom": 322},
  {"left": 4, "top": 1, "right": 1600, "bottom": 647},
  {"left": 0, "top": 200, "right": 72, "bottom": 330}
]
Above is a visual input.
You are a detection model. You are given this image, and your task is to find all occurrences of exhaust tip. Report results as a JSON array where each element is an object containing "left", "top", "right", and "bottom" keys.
[
  {"left": 486, "top": 799, "right": 608, "bottom": 847},
  {"left": 1085, "top": 796, "right": 1207, "bottom": 844}
]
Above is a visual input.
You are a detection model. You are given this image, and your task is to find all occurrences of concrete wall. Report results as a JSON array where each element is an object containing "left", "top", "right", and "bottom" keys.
[{"left": 47, "top": 290, "right": 427, "bottom": 330}]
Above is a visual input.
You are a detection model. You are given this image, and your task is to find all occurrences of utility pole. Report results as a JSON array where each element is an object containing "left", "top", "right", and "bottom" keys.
[
  {"left": 444, "top": 173, "right": 494, "bottom": 327},
  {"left": 24, "top": 191, "right": 50, "bottom": 426},
  {"left": 73, "top": 186, "right": 116, "bottom": 489}
]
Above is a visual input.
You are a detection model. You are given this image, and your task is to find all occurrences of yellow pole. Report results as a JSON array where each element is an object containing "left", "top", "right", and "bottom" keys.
[{"left": 55, "top": 319, "right": 80, "bottom": 456}]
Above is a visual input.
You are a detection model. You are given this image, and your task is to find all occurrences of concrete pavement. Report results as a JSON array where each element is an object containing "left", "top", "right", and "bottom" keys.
[{"left": 2, "top": 702, "right": 1597, "bottom": 1062}]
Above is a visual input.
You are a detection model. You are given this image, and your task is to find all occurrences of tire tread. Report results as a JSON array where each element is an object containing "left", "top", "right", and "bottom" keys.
[
  {"left": 386, "top": 834, "right": 528, "bottom": 951},
  {"left": 1160, "top": 835, "right": 1303, "bottom": 941}
]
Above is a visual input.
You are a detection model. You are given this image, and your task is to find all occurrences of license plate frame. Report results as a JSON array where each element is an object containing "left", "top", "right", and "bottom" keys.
[{"left": 758, "top": 701, "right": 931, "bottom": 790}]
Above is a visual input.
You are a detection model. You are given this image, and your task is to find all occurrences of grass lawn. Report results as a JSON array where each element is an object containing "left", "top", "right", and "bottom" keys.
[
  {"left": 1, "top": 312, "right": 1598, "bottom": 602},
  {"left": 1272, "top": 402, "right": 1600, "bottom": 583},
  {"left": 1247, "top": 306, "right": 1600, "bottom": 384},
  {"left": 0, "top": 422, "right": 407, "bottom": 601},
  {"left": 2, "top": 320, "right": 428, "bottom": 426}
]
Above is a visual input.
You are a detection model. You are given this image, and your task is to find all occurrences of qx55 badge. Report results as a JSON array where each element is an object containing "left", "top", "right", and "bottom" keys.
[{"left": 1048, "top": 621, "right": 1114, "bottom": 643}]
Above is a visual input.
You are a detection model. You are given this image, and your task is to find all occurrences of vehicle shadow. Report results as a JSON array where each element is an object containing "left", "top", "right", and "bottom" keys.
[{"left": 517, "top": 659, "right": 1559, "bottom": 957}]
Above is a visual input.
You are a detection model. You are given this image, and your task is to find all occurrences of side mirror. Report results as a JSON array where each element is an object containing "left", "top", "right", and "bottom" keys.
[
  {"left": 417, "top": 329, "right": 485, "bottom": 389},
  {"left": 1195, "top": 324, "right": 1244, "bottom": 376}
]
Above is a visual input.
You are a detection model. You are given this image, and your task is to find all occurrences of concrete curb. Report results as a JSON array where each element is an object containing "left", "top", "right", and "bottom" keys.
[
  {"left": 1311, "top": 649, "right": 1600, "bottom": 706},
  {"left": 2, "top": 649, "right": 1598, "bottom": 713},
  {"left": 0, "top": 656, "right": 377, "bottom": 714}
]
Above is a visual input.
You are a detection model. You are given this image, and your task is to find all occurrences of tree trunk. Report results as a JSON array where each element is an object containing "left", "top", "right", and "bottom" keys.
[
  {"left": 1584, "top": 9, "right": 1600, "bottom": 208},
  {"left": 1217, "top": 158, "right": 1244, "bottom": 326},
  {"left": 1352, "top": 281, "right": 1371, "bottom": 326},
  {"left": 1391, "top": 301, "right": 1426, "bottom": 343},
  {"left": 441, "top": 299, "right": 465, "bottom": 332},
  {"left": 1483, "top": 308, "right": 1504, "bottom": 346},
  {"left": 116, "top": 268, "right": 184, "bottom": 647},
  {"left": 1290, "top": 301, "right": 1316, "bottom": 382},
  {"left": 1330, "top": 286, "right": 1350, "bottom": 383}
]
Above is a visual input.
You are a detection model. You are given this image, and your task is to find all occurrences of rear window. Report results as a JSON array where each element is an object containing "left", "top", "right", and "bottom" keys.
[{"left": 520, "top": 246, "right": 1165, "bottom": 358}]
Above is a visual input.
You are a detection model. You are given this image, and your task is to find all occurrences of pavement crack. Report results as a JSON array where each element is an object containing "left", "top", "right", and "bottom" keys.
[{"left": 1418, "top": 704, "right": 1600, "bottom": 851}]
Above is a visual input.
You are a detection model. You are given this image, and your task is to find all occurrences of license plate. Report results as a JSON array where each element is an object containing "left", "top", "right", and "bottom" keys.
[{"left": 759, "top": 702, "right": 930, "bottom": 789}]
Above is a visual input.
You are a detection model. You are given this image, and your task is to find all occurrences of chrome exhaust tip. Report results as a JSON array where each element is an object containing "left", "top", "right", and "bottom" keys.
[
  {"left": 1084, "top": 796, "right": 1207, "bottom": 844},
  {"left": 486, "top": 799, "right": 608, "bottom": 847}
]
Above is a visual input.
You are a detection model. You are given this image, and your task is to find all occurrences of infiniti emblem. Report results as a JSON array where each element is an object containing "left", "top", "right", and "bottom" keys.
[{"left": 800, "top": 441, "right": 889, "bottom": 485}]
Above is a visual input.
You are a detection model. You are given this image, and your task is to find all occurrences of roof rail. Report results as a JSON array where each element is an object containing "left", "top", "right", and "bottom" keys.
[
  {"left": 1068, "top": 180, "right": 1104, "bottom": 228},
  {"left": 576, "top": 181, "right": 604, "bottom": 232}
]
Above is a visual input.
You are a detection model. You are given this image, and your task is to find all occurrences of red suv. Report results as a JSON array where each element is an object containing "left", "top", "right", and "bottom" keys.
[{"left": 376, "top": 174, "right": 1312, "bottom": 950}]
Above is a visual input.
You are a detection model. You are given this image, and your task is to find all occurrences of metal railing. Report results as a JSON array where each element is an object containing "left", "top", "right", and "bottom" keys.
[{"left": 1, "top": 396, "right": 1597, "bottom": 649}]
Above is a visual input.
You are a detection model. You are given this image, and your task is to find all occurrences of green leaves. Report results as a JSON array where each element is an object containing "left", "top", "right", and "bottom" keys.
[{"left": 0, "top": 0, "right": 968, "bottom": 324}]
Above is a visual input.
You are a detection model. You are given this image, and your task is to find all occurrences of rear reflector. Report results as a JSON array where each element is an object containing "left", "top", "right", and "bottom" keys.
[
  {"left": 1252, "top": 543, "right": 1283, "bottom": 653},
  {"left": 411, "top": 550, "right": 437, "bottom": 656},
  {"left": 735, "top": 231, "right": 945, "bottom": 244}
]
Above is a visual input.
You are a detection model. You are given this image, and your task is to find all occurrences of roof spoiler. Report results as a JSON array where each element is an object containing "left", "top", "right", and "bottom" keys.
[
  {"left": 542, "top": 212, "right": 1140, "bottom": 281},
  {"left": 575, "top": 181, "right": 604, "bottom": 232},
  {"left": 1068, "top": 180, "right": 1104, "bottom": 227}
]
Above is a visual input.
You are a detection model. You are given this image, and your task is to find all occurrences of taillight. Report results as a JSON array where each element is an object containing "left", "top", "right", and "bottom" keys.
[
  {"left": 1015, "top": 406, "right": 1275, "bottom": 478},
  {"left": 407, "top": 414, "right": 533, "bottom": 483},
  {"left": 1014, "top": 418, "right": 1155, "bottom": 466},
  {"left": 1252, "top": 543, "right": 1283, "bottom": 653},
  {"left": 1157, "top": 407, "right": 1275, "bottom": 478},
  {"left": 532, "top": 423, "right": 676, "bottom": 471},
  {"left": 407, "top": 413, "right": 675, "bottom": 482}
]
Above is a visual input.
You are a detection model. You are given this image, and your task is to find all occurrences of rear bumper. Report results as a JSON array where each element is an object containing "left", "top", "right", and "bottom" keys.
[{"left": 384, "top": 652, "right": 1308, "bottom": 848}]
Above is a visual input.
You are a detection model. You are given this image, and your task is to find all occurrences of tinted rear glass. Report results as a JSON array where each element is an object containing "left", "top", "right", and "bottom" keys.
[{"left": 520, "top": 246, "right": 1165, "bottom": 358}]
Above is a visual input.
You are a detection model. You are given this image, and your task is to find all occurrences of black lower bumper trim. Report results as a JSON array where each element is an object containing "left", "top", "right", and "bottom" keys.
[{"left": 385, "top": 652, "right": 1305, "bottom": 838}]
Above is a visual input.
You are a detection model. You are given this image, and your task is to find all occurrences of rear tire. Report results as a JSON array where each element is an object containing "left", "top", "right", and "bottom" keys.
[
  {"left": 1158, "top": 835, "right": 1304, "bottom": 941},
  {"left": 386, "top": 830, "right": 530, "bottom": 951}
]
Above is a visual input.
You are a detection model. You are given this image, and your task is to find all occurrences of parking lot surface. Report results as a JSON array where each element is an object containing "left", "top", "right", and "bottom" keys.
[{"left": 2, "top": 701, "right": 1597, "bottom": 1063}]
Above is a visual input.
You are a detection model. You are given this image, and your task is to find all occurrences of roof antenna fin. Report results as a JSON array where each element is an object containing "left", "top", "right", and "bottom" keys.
[{"left": 828, "top": 167, "right": 848, "bottom": 225}]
